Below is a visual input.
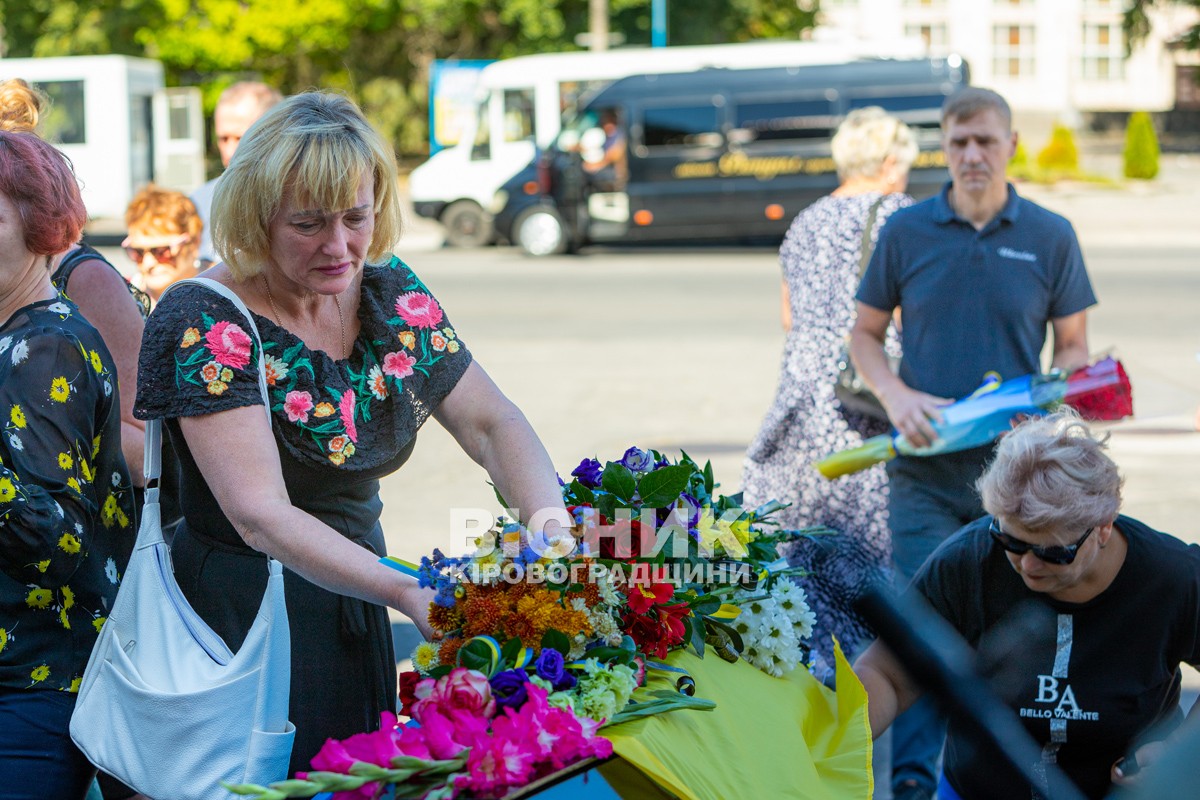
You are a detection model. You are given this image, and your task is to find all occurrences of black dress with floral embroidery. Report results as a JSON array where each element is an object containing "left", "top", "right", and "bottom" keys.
[
  {"left": 134, "top": 256, "right": 472, "bottom": 775},
  {"left": 0, "top": 297, "right": 137, "bottom": 693}
]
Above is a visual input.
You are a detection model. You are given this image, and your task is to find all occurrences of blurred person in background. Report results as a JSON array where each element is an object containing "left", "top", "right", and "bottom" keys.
[
  {"left": 854, "top": 410, "right": 1200, "bottom": 799},
  {"left": 122, "top": 185, "right": 204, "bottom": 305},
  {"left": 742, "top": 106, "right": 916, "bottom": 682},
  {"left": 0, "top": 129, "right": 138, "bottom": 800},
  {"left": 0, "top": 77, "right": 149, "bottom": 516},
  {"left": 190, "top": 81, "right": 282, "bottom": 267},
  {"left": 849, "top": 87, "right": 1096, "bottom": 800}
]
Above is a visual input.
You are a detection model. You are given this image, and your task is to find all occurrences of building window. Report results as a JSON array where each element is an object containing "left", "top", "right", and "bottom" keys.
[
  {"left": 993, "top": 25, "right": 1036, "bottom": 78},
  {"left": 1082, "top": 23, "right": 1125, "bottom": 80},
  {"left": 33, "top": 80, "right": 86, "bottom": 145},
  {"left": 905, "top": 23, "right": 949, "bottom": 54}
]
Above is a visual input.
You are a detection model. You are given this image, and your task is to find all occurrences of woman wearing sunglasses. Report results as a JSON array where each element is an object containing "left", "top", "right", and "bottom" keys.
[
  {"left": 855, "top": 409, "right": 1200, "bottom": 800},
  {"left": 122, "top": 185, "right": 204, "bottom": 304}
]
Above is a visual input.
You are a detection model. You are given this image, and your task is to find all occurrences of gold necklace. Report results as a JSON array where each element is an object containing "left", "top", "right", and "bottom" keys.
[{"left": 260, "top": 275, "right": 346, "bottom": 360}]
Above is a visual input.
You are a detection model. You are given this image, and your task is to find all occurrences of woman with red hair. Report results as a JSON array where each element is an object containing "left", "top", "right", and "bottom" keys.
[{"left": 0, "top": 131, "right": 137, "bottom": 799}]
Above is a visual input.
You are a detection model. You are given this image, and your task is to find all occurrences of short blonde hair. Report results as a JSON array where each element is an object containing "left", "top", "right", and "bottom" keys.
[
  {"left": 830, "top": 107, "right": 918, "bottom": 181},
  {"left": 0, "top": 78, "right": 48, "bottom": 134},
  {"left": 211, "top": 91, "right": 403, "bottom": 281},
  {"left": 977, "top": 409, "right": 1123, "bottom": 534},
  {"left": 126, "top": 184, "right": 203, "bottom": 241}
]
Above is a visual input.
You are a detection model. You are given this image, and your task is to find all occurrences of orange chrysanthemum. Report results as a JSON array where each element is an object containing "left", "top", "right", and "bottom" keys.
[
  {"left": 427, "top": 602, "right": 465, "bottom": 634},
  {"left": 438, "top": 636, "right": 465, "bottom": 666}
]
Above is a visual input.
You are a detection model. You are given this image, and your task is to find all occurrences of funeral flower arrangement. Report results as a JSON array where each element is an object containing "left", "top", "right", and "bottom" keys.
[{"left": 230, "top": 448, "right": 826, "bottom": 800}]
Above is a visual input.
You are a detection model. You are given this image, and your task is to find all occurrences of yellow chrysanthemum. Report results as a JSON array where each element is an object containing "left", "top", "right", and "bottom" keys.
[
  {"left": 0, "top": 477, "right": 15, "bottom": 503},
  {"left": 92, "top": 435, "right": 101, "bottom": 458},
  {"left": 9, "top": 404, "right": 26, "bottom": 428},
  {"left": 181, "top": 327, "right": 201, "bottom": 348},
  {"left": 89, "top": 350, "right": 103, "bottom": 373},
  {"left": 116, "top": 507, "right": 130, "bottom": 528},
  {"left": 59, "top": 607, "right": 70, "bottom": 629},
  {"left": 79, "top": 458, "right": 93, "bottom": 482},
  {"left": 67, "top": 477, "right": 81, "bottom": 493},
  {"left": 411, "top": 641, "right": 440, "bottom": 675},
  {"left": 61, "top": 585, "right": 74, "bottom": 610},
  {"left": 36, "top": 560, "right": 50, "bottom": 573},
  {"left": 58, "top": 533, "right": 82, "bottom": 554},
  {"left": 58, "top": 452, "right": 74, "bottom": 470},
  {"left": 93, "top": 616, "right": 107, "bottom": 633},
  {"left": 25, "top": 587, "right": 52, "bottom": 609},
  {"left": 69, "top": 676, "right": 82, "bottom": 693},
  {"left": 50, "top": 377, "right": 70, "bottom": 403},
  {"left": 30, "top": 664, "right": 50, "bottom": 683},
  {"left": 0, "top": 628, "right": 7, "bottom": 654}
]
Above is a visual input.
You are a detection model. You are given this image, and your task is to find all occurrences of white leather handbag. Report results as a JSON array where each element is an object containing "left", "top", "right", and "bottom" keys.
[{"left": 71, "top": 277, "right": 294, "bottom": 800}]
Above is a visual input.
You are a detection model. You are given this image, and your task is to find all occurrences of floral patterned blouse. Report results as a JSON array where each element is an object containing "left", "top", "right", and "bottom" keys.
[
  {"left": 0, "top": 297, "right": 137, "bottom": 692},
  {"left": 133, "top": 257, "right": 472, "bottom": 539}
]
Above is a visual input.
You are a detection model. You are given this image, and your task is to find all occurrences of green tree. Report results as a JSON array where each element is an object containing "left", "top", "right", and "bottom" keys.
[
  {"left": 1123, "top": 111, "right": 1160, "bottom": 179},
  {"left": 1124, "top": 1, "right": 1200, "bottom": 52},
  {"left": 0, "top": 0, "right": 819, "bottom": 158}
]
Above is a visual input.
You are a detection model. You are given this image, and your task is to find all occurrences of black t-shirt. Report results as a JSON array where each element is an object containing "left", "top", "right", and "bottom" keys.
[{"left": 911, "top": 515, "right": 1200, "bottom": 799}]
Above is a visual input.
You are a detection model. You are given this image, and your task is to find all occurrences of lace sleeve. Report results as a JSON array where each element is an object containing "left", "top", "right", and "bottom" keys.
[{"left": 134, "top": 284, "right": 264, "bottom": 421}]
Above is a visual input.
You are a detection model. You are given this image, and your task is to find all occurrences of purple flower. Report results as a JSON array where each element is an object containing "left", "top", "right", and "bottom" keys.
[
  {"left": 619, "top": 447, "right": 653, "bottom": 474},
  {"left": 535, "top": 648, "right": 566, "bottom": 685},
  {"left": 675, "top": 493, "right": 702, "bottom": 530},
  {"left": 489, "top": 669, "right": 530, "bottom": 711},
  {"left": 571, "top": 458, "right": 604, "bottom": 488}
]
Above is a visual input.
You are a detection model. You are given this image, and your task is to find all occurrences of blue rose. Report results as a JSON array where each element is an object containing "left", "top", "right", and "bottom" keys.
[
  {"left": 535, "top": 648, "right": 566, "bottom": 684},
  {"left": 571, "top": 458, "right": 604, "bottom": 488},
  {"left": 489, "top": 669, "right": 530, "bottom": 710},
  {"left": 619, "top": 447, "right": 653, "bottom": 474}
]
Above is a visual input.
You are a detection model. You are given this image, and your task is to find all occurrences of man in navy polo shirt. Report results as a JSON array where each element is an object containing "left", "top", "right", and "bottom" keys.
[{"left": 849, "top": 87, "right": 1097, "bottom": 800}]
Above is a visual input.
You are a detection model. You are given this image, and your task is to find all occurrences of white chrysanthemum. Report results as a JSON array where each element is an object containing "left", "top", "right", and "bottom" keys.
[
  {"left": 47, "top": 302, "right": 71, "bottom": 315},
  {"left": 0, "top": 336, "right": 11, "bottom": 355},
  {"left": 774, "top": 579, "right": 817, "bottom": 640},
  {"left": 732, "top": 584, "right": 809, "bottom": 677},
  {"left": 411, "top": 641, "right": 440, "bottom": 676},
  {"left": 8, "top": 433, "right": 23, "bottom": 451},
  {"left": 105, "top": 557, "right": 119, "bottom": 584},
  {"left": 587, "top": 606, "right": 624, "bottom": 647},
  {"left": 11, "top": 340, "right": 28, "bottom": 365},
  {"left": 112, "top": 471, "right": 122, "bottom": 486},
  {"left": 596, "top": 572, "right": 622, "bottom": 606}
]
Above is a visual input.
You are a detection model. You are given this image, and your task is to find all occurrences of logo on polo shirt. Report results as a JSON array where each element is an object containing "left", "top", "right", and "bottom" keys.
[{"left": 998, "top": 246, "right": 1038, "bottom": 263}]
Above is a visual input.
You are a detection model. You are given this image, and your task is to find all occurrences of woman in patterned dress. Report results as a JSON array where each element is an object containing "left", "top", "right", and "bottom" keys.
[
  {"left": 742, "top": 107, "right": 918, "bottom": 679},
  {"left": 134, "top": 92, "right": 568, "bottom": 776},
  {"left": 0, "top": 131, "right": 138, "bottom": 798}
]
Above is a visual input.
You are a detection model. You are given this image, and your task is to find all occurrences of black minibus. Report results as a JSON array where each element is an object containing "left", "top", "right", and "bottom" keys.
[{"left": 509, "top": 56, "right": 968, "bottom": 255}]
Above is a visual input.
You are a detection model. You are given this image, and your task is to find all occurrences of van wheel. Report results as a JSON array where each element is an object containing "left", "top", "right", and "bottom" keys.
[
  {"left": 515, "top": 207, "right": 568, "bottom": 256},
  {"left": 441, "top": 201, "right": 494, "bottom": 248}
]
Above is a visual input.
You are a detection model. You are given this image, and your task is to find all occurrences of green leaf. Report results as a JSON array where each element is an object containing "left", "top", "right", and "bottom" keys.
[
  {"left": 568, "top": 480, "right": 596, "bottom": 505},
  {"left": 541, "top": 628, "right": 571, "bottom": 656},
  {"left": 584, "top": 646, "right": 634, "bottom": 665},
  {"left": 487, "top": 481, "right": 509, "bottom": 510},
  {"left": 703, "top": 461, "right": 715, "bottom": 494},
  {"left": 636, "top": 464, "right": 693, "bottom": 508},
  {"left": 500, "top": 636, "right": 524, "bottom": 667},
  {"left": 601, "top": 462, "right": 636, "bottom": 500},
  {"left": 596, "top": 493, "right": 619, "bottom": 521},
  {"left": 705, "top": 617, "right": 745, "bottom": 653},
  {"left": 456, "top": 638, "right": 497, "bottom": 675},
  {"left": 686, "top": 616, "right": 706, "bottom": 658}
]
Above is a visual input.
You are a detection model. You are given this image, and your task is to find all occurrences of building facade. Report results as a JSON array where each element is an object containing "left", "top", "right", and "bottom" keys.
[{"left": 817, "top": 0, "right": 1198, "bottom": 123}]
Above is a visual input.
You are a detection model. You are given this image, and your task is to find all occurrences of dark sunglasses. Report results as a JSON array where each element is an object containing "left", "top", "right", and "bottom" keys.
[
  {"left": 124, "top": 244, "right": 179, "bottom": 265},
  {"left": 989, "top": 518, "right": 1095, "bottom": 566}
]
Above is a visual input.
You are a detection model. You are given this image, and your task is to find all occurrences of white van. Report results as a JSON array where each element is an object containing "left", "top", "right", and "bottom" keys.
[
  {"left": 409, "top": 37, "right": 925, "bottom": 247},
  {"left": 0, "top": 55, "right": 204, "bottom": 221}
]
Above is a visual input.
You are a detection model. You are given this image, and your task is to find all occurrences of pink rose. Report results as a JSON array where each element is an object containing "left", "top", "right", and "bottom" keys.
[
  {"left": 338, "top": 389, "right": 358, "bottom": 443},
  {"left": 382, "top": 350, "right": 416, "bottom": 380},
  {"left": 412, "top": 667, "right": 496, "bottom": 721},
  {"left": 394, "top": 292, "right": 444, "bottom": 329},
  {"left": 284, "top": 390, "right": 314, "bottom": 423},
  {"left": 204, "top": 320, "right": 252, "bottom": 369}
]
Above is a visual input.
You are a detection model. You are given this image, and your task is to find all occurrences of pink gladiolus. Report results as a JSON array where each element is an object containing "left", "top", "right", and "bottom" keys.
[
  {"left": 413, "top": 667, "right": 496, "bottom": 720},
  {"left": 419, "top": 707, "right": 477, "bottom": 761},
  {"left": 283, "top": 390, "right": 314, "bottom": 423},
  {"left": 394, "top": 292, "right": 444, "bottom": 329},
  {"left": 204, "top": 320, "right": 252, "bottom": 369},
  {"left": 382, "top": 350, "right": 416, "bottom": 380},
  {"left": 338, "top": 389, "right": 358, "bottom": 443},
  {"left": 307, "top": 712, "right": 403, "bottom": 800},
  {"left": 458, "top": 735, "right": 536, "bottom": 797}
]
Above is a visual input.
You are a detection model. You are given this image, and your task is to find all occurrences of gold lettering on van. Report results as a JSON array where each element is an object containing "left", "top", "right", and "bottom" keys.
[
  {"left": 674, "top": 161, "right": 720, "bottom": 178},
  {"left": 912, "top": 150, "right": 948, "bottom": 168},
  {"left": 672, "top": 153, "right": 842, "bottom": 180}
]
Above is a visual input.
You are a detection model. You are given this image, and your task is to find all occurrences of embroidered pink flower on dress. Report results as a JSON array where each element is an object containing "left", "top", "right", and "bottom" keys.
[
  {"left": 338, "top": 389, "right": 358, "bottom": 443},
  {"left": 394, "top": 292, "right": 444, "bottom": 329},
  {"left": 204, "top": 320, "right": 252, "bottom": 369},
  {"left": 284, "top": 390, "right": 314, "bottom": 423},
  {"left": 382, "top": 351, "right": 416, "bottom": 380}
]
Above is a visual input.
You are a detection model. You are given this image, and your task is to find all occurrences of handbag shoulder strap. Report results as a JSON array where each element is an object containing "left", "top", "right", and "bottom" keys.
[
  {"left": 857, "top": 195, "right": 887, "bottom": 279},
  {"left": 143, "top": 277, "right": 272, "bottom": 496}
]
